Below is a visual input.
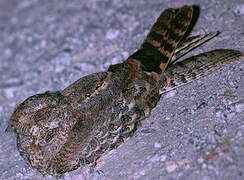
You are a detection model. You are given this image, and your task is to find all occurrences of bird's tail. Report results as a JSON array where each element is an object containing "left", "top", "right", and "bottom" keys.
[
  {"left": 129, "top": 5, "right": 194, "bottom": 75},
  {"left": 159, "top": 49, "right": 243, "bottom": 94}
]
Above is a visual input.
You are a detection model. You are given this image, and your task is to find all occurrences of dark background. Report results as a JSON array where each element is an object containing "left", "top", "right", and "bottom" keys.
[{"left": 0, "top": 0, "right": 243, "bottom": 179}]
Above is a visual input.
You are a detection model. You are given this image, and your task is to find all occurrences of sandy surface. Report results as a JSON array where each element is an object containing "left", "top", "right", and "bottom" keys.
[{"left": 0, "top": 0, "right": 243, "bottom": 179}]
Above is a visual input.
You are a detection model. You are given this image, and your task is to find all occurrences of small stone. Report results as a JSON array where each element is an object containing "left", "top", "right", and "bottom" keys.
[
  {"left": 54, "top": 64, "right": 66, "bottom": 73},
  {"left": 160, "top": 155, "right": 167, "bottom": 162},
  {"left": 111, "top": 56, "right": 122, "bottom": 65},
  {"left": 4, "top": 88, "right": 15, "bottom": 98},
  {"left": 122, "top": 51, "right": 129, "bottom": 59},
  {"left": 40, "top": 40, "right": 47, "bottom": 48},
  {"left": 228, "top": 80, "right": 235, "bottom": 87},
  {"left": 16, "top": 173, "right": 23, "bottom": 177},
  {"left": 233, "top": 4, "right": 244, "bottom": 15},
  {"left": 202, "top": 176, "right": 211, "bottom": 180},
  {"left": 177, "top": 158, "right": 191, "bottom": 166},
  {"left": 226, "top": 112, "right": 236, "bottom": 119},
  {"left": 236, "top": 130, "right": 242, "bottom": 137},
  {"left": 154, "top": 142, "right": 162, "bottom": 148},
  {"left": 235, "top": 102, "right": 244, "bottom": 113},
  {"left": 208, "top": 165, "right": 214, "bottom": 170},
  {"left": 165, "top": 161, "right": 178, "bottom": 173},
  {"left": 106, "top": 29, "right": 120, "bottom": 40},
  {"left": 150, "top": 154, "right": 167, "bottom": 162},
  {"left": 139, "top": 169, "right": 146, "bottom": 176},
  {"left": 4, "top": 48, "right": 12, "bottom": 57},
  {"left": 103, "top": 55, "right": 122, "bottom": 68},
  {"left": 202, "top": 163, "right": 207, "bottom": 169},
  {"left": 197, "top": 157, "right": 204, "bottom": 163},
  {"left": 185, "top": 164, "right": 191, "bottom": 169},
  {"left": 26, "top": 36, "right": 33, "bottom": 42},
  {"left": 215, "top": 109, "right": 224, "bottom": 118},
  {"left": 164, "top": 90, "right": 177, "bottom": 99},
  {"left": 165, "top": 116, "right": 170, "bottom": 120}
]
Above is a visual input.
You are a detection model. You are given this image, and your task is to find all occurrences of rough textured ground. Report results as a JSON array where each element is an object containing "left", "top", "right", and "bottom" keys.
[{"left": 0, "top": 0, "right": 243, "bottom": 179}]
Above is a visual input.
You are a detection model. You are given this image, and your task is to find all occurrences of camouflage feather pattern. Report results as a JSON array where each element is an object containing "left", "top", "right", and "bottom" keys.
[{"left": 8, "top": 5, "right": 243, "bottom": 177}]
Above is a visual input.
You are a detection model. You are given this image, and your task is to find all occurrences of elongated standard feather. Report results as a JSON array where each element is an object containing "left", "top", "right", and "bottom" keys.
[{"left": 171, "top": 32, "right": 219, "bottom": 63}]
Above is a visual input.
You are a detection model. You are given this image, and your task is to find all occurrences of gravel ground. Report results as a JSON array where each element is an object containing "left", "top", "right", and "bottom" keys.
[{"left": 0, "top": 0, "right": 243, "bottom": 179}]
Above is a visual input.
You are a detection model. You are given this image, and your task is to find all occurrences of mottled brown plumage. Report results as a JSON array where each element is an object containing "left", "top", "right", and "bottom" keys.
[{"left": 8, "top": 5, "right": 243, "bottom": 177}]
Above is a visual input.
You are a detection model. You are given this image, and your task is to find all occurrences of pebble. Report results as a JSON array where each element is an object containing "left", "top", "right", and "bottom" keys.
[
  {"left": 208, "top": 165, "right": 214, "bottom": 170},
  {"left": 150, "top": 154, "right": 167, "bottom": 162},
  {"left": 202, "top": 176, "right": 211, "bottom": 180},
  {"left": 164, "top": 90, "right": 177, "bottom": 99},
  {"left": 160, "top": 155, "right": 167, "bottom": 162},
  {"left": 122, "top": 51, "right": 129, "bottom": 59},
  {"left": 154, "top": 142, "right": 162, "bottom": 148},
  {"left": 4, "top": 88, "right": 15, "bottom": 99},
  {"left": 103, "top": 55, "right": 122, "bottom": 68},
  {"left": 226, "top": 112, "right": 236, "bottom": 119},
  {"left": 40, "top": 40, "right": 47, "bottom": 48},
  {"left": 202, "top": 163, "right": 207, "bottom": 169},
  {"left": 233, "top": 4, "right": 244, "bottom": 15},
  {"left": 106, "top": 29, "right": 120, "bottom": 40},
  {"left": 111, "top": 56, "right": 122, "bottom": 65},
  {"left": 4, "top": 48, "right": 12, "bottom": 57},
  {"left": 197, "top": 157, "right": 204, "bottom": 164},
  {"left": 16, "top": 173, "right": 23, "bottom": 177},
  {"left": 165, "top": 161, "right": 178, "bottom": 173},
  {"left": 139, "top": 169, "right": 146, "bottom": 176},
  {"left": 235, "top": 101, "right": 244, "bottom": 113}
]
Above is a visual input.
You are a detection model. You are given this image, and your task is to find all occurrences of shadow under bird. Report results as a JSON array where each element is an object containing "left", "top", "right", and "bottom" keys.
[{"left": 7, "top": 5, "right": 243, "bottom": 177}]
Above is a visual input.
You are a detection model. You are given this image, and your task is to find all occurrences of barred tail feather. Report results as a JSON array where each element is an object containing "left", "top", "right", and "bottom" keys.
[
  {"left": 160, "top": 49, "right": 243, "bottom": 94},
  {"left": 130, "top": 5, "right": 194, "bottom": 74}
]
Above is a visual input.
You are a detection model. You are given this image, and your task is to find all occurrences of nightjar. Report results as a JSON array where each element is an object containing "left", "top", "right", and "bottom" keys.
[{"left": 8, "top": 5, "right": 243, "bottom": 177}]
